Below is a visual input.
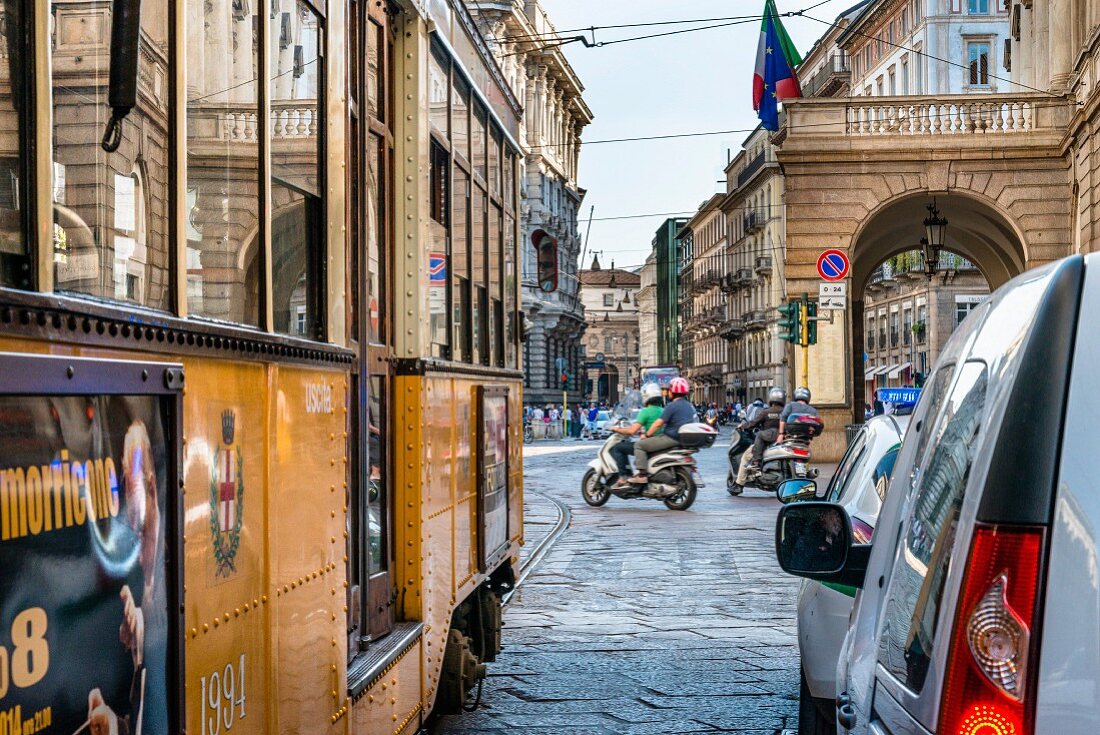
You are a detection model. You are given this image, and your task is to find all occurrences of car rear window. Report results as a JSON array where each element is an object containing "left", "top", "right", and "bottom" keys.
[{"left": 876, "top": 361, "right": 988, "bottom": 694}]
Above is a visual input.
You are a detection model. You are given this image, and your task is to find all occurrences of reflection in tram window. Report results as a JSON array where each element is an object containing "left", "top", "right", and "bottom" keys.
[
  {"left": 452, "top": 168, "right": 470, "bottom": 361},
  {"left": 429, "top": 142, "right": 450, "bottom": 355},
  {"left": 367, "top": 375, "right": 386, "bottom": 572},
  {"left": 0, "top": 0, "right": 27, "bottom": 289},
  {"left": 489, "top": 203, "right": 502, "bottom": 366},
  {"left": 425, "top": 40, "right": 519, "bottom": 370},
  {"left": 472, "top": 185, "right": 487, "bottom": 364},
  {"left": 366, "top": 135, "right": 384, "bottom": 345},
  {"left": 51, "top": 0, "right": 170, "bottom": 309},
  {"left": 271, "top": 0, "right": 323, "bottom": 339},
  {"left": 185, "top": 0, "right": 260, "bottom": 324}
]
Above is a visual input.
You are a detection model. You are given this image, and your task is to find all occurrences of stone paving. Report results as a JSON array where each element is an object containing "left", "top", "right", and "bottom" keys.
[{"left": 434, "top": 432, "right": 823, "bottom": 734}]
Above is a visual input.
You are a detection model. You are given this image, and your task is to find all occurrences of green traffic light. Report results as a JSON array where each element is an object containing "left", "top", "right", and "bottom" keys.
[{"left": 773, "top": 301, "right": 799, "bottom": 344}]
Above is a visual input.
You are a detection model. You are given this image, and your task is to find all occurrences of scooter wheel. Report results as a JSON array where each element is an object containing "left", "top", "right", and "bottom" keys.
[
  {"left": 727, "top": 481, "right": 743, "bottom": 496},
  {"left": 581, "top": 469, "right": 611, "bottom": 507}
]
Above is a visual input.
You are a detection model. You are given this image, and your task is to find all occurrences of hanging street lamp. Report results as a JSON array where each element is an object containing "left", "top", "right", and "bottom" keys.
[{"left": 921, "top": 199, "right": 948, "bottom": 279}]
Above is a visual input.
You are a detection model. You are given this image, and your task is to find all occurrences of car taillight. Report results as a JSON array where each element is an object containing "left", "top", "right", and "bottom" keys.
[
  {"left": 851, "top": 517, "right": 874, "bottom": 544},
  {"left": 939, "top": 525, "right": 1045, "bottom": 735}
]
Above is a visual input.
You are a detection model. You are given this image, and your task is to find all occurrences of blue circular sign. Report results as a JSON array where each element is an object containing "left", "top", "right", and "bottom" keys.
[{"left": 817, "top": 249, "right": 850, "bottom": 282}]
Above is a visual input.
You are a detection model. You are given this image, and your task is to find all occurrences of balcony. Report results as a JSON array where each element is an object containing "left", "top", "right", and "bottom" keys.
[
  {"left": 801, "top": 51, "right": 850, "bottom": 98},
  {"left": 719, "top": 318, "right": 745, "bottom": 340},
  {"left": 737, "top": 150, "right": 767, "bottom": 187},
  {"left": 754, "top": 256, "right": 772, "bottom": 276},
  {"left": 735, "top": 268, "right": 754, "bottom": 287},
  {"left": 746, "top": 309, "right": 768, "bottom": 330},
  {"left": 720, "top": 272, "right": 738, "bottom": 293},
  {"left": 743, "top": 210, "right": 764, "bottom": 234}
]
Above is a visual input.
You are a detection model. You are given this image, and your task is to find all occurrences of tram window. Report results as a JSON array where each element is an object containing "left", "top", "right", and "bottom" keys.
[
  {"left": 429, "top": 46, "right": 449, "bottom": 140},
  {"left": 504, "top": 212, "right": 517, "bottom": 368},
  {"left": 504, "top": 151, "right": 516, "bottom": 210},
  {"left": 472, "top": 103, "right": 487, "bottom": 183},
  {"left": 452, "top": 78, "right": 470, "bottom": 163},
  {"left": 489, "top": 130, "right": 502, "bottom": 199},
  {"left": 51, "top": 0, "right": 170, "bottom": 310},
  {"left": 271, "top": 0, "right": 323, "bottom": 339},
  {"left": 0, "top": 0, "right": 28, "bottom": 289},
  {"left": 452, "top": 168, "right": 470, "bottom": 361},
  {"left": 186, "top": 0, "right": 261, "bottom": 325},
  {"left": 429, "top": 142, "right": 449, "bottom": 355},
  {"left": 472, "top": 185, "right": 487, "bottom": 364},
  {"left": 366, "top": 374, "right": 387, "bottom": 575},
  {"left": 366, "top": 134, "right": 385, "bottom": 345},
  {"left": 489, "top": 204, "right": 503, "bottom": 367}
]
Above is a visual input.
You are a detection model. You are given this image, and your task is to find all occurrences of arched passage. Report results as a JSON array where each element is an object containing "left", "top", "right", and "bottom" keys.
[{"left": 848, "top": 192, "right": 1025, "bottom": 423}]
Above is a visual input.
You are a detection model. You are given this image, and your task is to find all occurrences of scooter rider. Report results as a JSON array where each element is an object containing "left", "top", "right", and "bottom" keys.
[
  {"left": 777, "top": 386, "right": 818, "bottom": 443},
  {"left": 738, "top": 387, "right": 786, "bottom": 480},
  {"left": 609, "top": 383, "right": 665, "bottom": 489},
  {"left": 628, "top": 377, "right": 695, "bottom": 484}
]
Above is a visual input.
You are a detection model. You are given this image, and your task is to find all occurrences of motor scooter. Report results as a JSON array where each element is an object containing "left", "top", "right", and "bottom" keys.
[
  {"left": 727, "top": 414, "right": 824, "bottom": 497},
  {"left": 581, "top": 421, "right": 717, "bottom": 511}
]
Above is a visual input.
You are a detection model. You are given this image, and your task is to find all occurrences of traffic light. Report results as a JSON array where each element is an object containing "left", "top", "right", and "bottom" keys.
[
  {"left": 805, "top": 300, "right": 818, "bottom": 346},
  {"left": 560, "top": 373, "right": 569, "bottom": 389},
  {"left": 775, "top": 301, "right": 801, "bottom": 344}
]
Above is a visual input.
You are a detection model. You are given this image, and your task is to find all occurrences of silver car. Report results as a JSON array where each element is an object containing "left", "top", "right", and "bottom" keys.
[
  {"left": 787, "top": 414, "right": 907, "bottom": 735},
  {"left": 775, "top": 255, "right": 1099, "bottom": 734}
]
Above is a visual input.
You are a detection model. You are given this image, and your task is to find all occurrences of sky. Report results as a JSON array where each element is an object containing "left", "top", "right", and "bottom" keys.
[{"left": 539, "top": 0, "right": 857, "bottom": 271}]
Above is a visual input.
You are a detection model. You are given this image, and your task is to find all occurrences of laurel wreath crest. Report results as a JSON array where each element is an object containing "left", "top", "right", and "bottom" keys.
[{"left": 209, "top": 446, "right": 245, "bottom": 577}]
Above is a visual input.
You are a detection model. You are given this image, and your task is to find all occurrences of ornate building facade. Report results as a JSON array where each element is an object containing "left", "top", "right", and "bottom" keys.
[
  {"left": 579, "top": 258, "right": 640, "bottom": 405},
  {"left": 636, "top": 252, "right": 659, "bottom": 368},
  {"left": 678, "top": 196, "right": 728, "bottom": 404},
  {"left": 719, "top": 128, "right": 788, "bottom": 402},
  {"left": 470, "top": 1, "right": 594, "bottom": 405}
]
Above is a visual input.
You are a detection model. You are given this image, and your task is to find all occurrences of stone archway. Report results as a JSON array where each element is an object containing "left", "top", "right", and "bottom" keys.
[
  {"left": 846, "top": 192, "right": 1024, "bottom": 426},
  {"left": 776, "top": 106, "right": 1074, "bottom": 460}
]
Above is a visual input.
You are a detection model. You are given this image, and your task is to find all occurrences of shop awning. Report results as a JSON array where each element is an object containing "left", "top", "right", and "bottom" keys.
[
  {"left": 888, "top": 362, "right": 912, "bottom": 379},
  {"left": 874, "top": 364, "right": 896, "bottom": 376},
  {"left": 864, "top": 367, "right": 878, "bottom": 381}
]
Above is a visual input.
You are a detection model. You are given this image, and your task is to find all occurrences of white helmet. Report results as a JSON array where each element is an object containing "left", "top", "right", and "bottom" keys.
[{"left": 641, "top": 383, "right": 663, "bottom": 403}]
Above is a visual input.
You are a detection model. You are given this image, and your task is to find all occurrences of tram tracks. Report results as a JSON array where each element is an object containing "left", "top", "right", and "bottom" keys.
[{"left": 502, "top": 490, "right": 571, "bottom": 607}]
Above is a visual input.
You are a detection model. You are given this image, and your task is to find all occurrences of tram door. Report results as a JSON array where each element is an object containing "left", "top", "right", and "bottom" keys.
[{"left": 348, "top": 0, "right": 396, "bottom": 650}]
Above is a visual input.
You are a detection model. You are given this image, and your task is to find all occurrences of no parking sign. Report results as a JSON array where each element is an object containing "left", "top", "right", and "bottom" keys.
[{"left": 817, "top": 249, "right": 850, "bottom": 282}]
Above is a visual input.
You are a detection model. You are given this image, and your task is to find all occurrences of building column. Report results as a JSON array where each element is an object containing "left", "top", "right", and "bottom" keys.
[
  {"left": 1032, "top": 0, "right": 1050, "bottom": 91},
  {"left": 1048, "top": 0, "right": 1073, "bottom": 91}
]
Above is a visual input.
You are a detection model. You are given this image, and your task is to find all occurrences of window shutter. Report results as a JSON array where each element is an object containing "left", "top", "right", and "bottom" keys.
[{"left": 1003, "top": 37, "right": 1012, "bottom": 71}]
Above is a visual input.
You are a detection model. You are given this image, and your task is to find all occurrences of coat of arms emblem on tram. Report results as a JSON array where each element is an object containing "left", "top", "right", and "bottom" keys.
[{"left": 210, "top": 408, "right": 245, "bottom": 577}]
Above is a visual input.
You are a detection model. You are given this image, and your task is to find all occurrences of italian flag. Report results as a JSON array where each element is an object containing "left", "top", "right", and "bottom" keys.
[{"left": 753, "top": 0, "right": 803, "bottom": 116}]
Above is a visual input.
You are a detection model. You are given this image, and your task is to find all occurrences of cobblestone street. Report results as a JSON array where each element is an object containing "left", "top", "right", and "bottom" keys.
[{"left": 434, "top": 432, "right": 816, "bottom": 734}]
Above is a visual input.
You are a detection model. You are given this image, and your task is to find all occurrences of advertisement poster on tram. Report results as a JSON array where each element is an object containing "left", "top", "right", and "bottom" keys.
[
  {"left": 0, "top": 394, "right": 172, "bottom": 734},
  {"left": 478, "top": 387, "right": 509, "bottom": 570}
]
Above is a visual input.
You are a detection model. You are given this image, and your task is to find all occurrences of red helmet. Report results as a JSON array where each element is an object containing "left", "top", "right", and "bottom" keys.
[{"left": 668, "top": 377, "right": 690, "bottom": 396}]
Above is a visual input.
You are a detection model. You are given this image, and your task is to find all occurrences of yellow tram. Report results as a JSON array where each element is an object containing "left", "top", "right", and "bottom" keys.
[{"left": 0, "top": 0, "right": 522, "bottom": 733}]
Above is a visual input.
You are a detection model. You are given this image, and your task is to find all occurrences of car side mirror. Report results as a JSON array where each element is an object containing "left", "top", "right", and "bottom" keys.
[
  {"left": 774, "top": 502, "right": 870, "bottom": 588},
  {"left": 777, "top": 478, "right": 818, "bottom": 504}
]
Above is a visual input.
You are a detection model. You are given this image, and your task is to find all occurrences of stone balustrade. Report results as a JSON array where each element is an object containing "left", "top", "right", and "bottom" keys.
[
  {"left": 214, "top": 102, "right": 319, "bottom": 143},
  {"left": 781, "top": 93, "right": 1070, "bottom": 148},
  {"left": 847, "top": 98, "right": 1033, "bottom": 135}
]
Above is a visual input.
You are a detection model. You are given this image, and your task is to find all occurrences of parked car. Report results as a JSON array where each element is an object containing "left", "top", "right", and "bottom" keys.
[
  {"left": 774, "top": 255, "right": 1096, "bottom": 734},
  {"left": 591, "top": 410, "right": 613, "bottom": 439},
  {"left": 780, "top": 413, "right": 908, "bottom": 735}
]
